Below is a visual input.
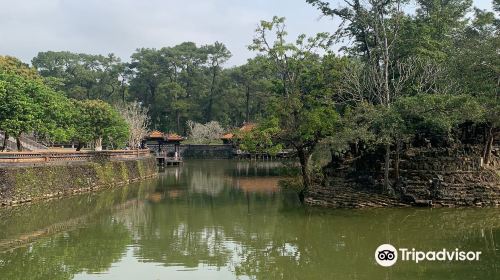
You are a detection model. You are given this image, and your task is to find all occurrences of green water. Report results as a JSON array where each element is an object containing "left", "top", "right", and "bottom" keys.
[{"left": 0, "top": 160, "right": 498, "bottom": 280}]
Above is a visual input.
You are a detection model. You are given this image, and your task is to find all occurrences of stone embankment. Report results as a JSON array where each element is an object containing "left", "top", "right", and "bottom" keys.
[
  {"left": 0, "top": 155, "right": 157, "bottom": 207},
  {"left": 306, "top": 147, "right": 500, "bottom": 208},
  {"left": 180, "top": 144, "right": 234, "bottom": 159}
]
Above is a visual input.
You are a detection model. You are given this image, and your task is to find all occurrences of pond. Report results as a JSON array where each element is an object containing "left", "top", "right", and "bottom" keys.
[{"left": 0, "top": 160, "right": 498, "bottom": 280}]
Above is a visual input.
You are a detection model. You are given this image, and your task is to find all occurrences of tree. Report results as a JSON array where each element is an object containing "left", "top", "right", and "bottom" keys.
[
  {"left": 306, "top": 0, "right": 482, "bottom": 192},
  {"left": 32, "top": 51, "right": 125, "bottom": 102},
  {"left": 116, "top": 101, "right": 150, "bottom": 149},
  {"left": 0, "top": 56, "right": 74, "bottom": 151},
  {"left": 236, "top": 118, "right": 283, "bottom": 156},
  {"left": 249, "top": 16, "right": 339, "bottom": 200},
  {"left": 186, "top": 120, "right": 225, "bottom": 144},
  {"left": 31, "top": 83, "right": 76, "bottom": 145},
  {"left": 394, "top": 0, "right": 473, "bottom": 61},
  {"left": 0, "top": 74, "right": 38, "bottom": 151},
  {"left": 128, "top": 43, "right": 230, "bottom": 132},
  {"left": 230, "top": 57, "right": 273, "bottom": 123},
  {"left": 74, "top": 100, "right": 129, "bottom": 151},
  {"left": 0, "top": 56, "right": 39, "bottom": 79},
  {"left": 202, "top": 42, "right": 232, "bottom": 122},
  {"left": 448, "top": 6, "right": 500, "bottom": 164},
  {"left": 307, "top": 0, "right": 410, "bottom": 192}
]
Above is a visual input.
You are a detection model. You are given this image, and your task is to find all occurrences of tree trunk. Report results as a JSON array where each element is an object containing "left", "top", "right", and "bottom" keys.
[
  {"left": 76, "top": 142, "right": 83, "bottom": 151},
  {"left": 1, "top": 132, "right": 8, "bottom": 151},
  {"left": 121, "top": 78, "right": 126, "bottom": 102},
  {"left": 245, "top": 85, "right": 250, "bottom": 123},
  {"left": 95, "top": 137, "right": 103, "bottom": 151},
  {"left": 16, "top": 136, "right": 22, "bottom": 152},
  {"left": 395, "top": 140, "right": 401, "bottom": 182},
  {"left": 176, "top": 110, "right": 181, "bottom": 133},
  {"left": 483, "top": 126, "right": 495, "bottom": 165},
  {"left": 149, "top": 84, "right": 156, "bottom": 105},
  {"left": 383, "top": 143, "right": 391, "bottom": 192},
  {"left": 297, "top": 147, "right": 310, "bottom": 203},
  {"left": 206, "top": 68, "right": 217, "bottom": 122}
]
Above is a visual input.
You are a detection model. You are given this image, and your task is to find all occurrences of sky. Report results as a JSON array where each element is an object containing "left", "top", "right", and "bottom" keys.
[{"left": 0, "top": 0, "right": 494, "bottom": 67}]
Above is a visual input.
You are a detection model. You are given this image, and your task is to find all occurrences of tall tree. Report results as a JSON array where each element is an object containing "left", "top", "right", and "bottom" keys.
[
  {"left": 449, "top": 5, "right": 500, "bottom": 164},
  {"left": 202, "top": 42, "right": 232, "bottom": 122},
  {"left": 0, "top": 56, "right": 74, "bottom": 151},
  {"left": 32, "top": 51, "right": 125, "bottom": 101},
  {"left": 307, "top": 0, "right": 409, "bottom": 192},
  {"left": 230, "top": 57, "right": 273, "bottom": 123},
  {"left": 250, "top": 16, "right": 339, "bottom": 200}
]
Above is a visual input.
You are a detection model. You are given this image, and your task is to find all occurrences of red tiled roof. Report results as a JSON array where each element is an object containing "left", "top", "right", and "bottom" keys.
[
  {"left": 221, "top": 133, "right": 234, "bottom": 140},
  {"left": 147, "top": 131, "right": 184, "bottom": 141},
  {"left": 166, "top": 133, "right": 184, "bottom": 141},
  {"left": 221, "top": 123, "right": 256, "bottom": 140},
  {"left": 240, "top": 123, "right": 256, "bottom": 132},
  {"left": 148, "top": 130, "right": 164, "bottom": 138}
]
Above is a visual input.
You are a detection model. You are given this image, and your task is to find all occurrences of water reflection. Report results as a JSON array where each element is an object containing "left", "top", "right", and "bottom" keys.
[{"left": 0, "top": 160, "right": 499, "bottom": 280}]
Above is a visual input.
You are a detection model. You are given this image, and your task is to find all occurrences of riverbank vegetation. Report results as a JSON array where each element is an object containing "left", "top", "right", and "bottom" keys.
[
  {"left": 245, "top": 0, "right": 499, "bottom": 196},
  {"left": 0, "top": 1, "right": 498, "bottom": 195}
]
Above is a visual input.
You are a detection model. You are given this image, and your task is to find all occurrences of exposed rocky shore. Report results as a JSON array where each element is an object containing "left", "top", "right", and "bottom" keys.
[{"left": 306, "top": 146, "right": 500, "bottom": 208}]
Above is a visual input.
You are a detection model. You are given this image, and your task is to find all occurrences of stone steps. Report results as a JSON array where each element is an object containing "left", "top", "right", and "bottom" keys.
[{"left": 307, "top": 186, "right": 410, "bottom": 208}]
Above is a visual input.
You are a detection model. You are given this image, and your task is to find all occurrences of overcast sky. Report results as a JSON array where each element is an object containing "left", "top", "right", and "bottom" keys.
[{"left": 0, "top": 0, "right": 494, "bottom": 67}]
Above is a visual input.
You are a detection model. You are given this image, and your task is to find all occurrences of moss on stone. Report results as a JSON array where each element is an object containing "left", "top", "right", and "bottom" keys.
[{"left": 0, "top": 157, "right": 157, "bottom": 206}]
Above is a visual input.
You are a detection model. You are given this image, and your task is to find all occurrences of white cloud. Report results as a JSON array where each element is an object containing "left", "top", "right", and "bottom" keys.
[{"left": 0, "top": 0, "right": 493, "bottom": 66}]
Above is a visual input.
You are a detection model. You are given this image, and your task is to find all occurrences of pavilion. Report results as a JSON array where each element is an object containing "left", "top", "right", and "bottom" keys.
[{"left": 142, "top": 130, "right": 184, "bottom": 160}]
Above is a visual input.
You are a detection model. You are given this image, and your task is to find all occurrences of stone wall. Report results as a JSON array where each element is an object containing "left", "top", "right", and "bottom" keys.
[
  {"left": 0, "top": 156, "right": 158, "bottom": 206},
  {"left": 397, "top": 149, "right": 500, "bottom": 207},
  {"left": 307, "top": 147, "right": 500, "bottom": 208},
  {"left": 180, "top": 144, "right": 235, "bottom": 159}
]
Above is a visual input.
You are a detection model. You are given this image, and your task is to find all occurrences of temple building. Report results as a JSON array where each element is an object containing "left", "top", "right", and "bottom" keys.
[{"left": 142, "top": 130, "right": 184, "bottom": 159}]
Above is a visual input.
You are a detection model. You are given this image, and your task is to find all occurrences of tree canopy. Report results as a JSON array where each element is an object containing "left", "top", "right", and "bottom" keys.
[
  {"left": 0, "top": 0, "right": 497, "bottom": 192},
  {"left": 0, "top": 56, "right": 129, "bottom": 151}
]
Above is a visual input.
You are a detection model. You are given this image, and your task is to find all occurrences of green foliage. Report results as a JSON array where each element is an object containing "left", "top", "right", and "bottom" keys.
[
  {"left": 0, "top": 56, "right": 40, "bottom": 79},
  {"left": 73, "top": 100, "right": 129, "bottom": 149},
  {"left": 237, "top": 118, "right": 283, "bottom": 155},
  {"left": 248, "top": 16, "right": 340, "bottom": 189},
  {"left": 0, "top": 72, "right": 39, "bottom": 138},
  {"left": 32, "top": 83, "right": 77, "bottom": 143},
  {"left": 394, "top": 94, "right": 484, "bottom": 134},
  {"left": 128, "top": 42, "right": 239, "bottom": 132},
  {"left": 0, "top": 56, "right": 69, "bottom": 144},
  {"left": 0, "top": 56, "right": 139, "bottom": 151},
  {"left": 1, "top": 0, "right": 497, "bottom": 165},
  {"left": 32, "top": 51, "right": 126, "bottom": 102}
]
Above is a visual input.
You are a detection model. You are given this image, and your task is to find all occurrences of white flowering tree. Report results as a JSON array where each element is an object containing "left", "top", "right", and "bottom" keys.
[
  {"left": 186, "top": 120, "right": 224, "bottom": 144},
  {"left": 116, "top": 102, "right": 150, "bottom": 149}
]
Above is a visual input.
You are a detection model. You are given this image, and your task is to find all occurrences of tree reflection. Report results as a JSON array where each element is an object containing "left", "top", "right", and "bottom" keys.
[
  {"left": 0, "top": 161, "right": 499, "bottom": 280},
  {"left": 231, "top": 208, "right": 500, "bottom": 280},
  {"left": 0, "top": 218, "right": 131, "bottom": 280}
]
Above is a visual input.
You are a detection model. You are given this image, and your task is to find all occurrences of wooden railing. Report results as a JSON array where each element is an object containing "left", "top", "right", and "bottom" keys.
[{"left": 0, "top": 149, "right": 151, "bottom": 164}]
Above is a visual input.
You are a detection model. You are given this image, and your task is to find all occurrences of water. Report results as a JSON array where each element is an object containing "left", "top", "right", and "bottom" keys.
[{"left": 0, "top": 160, "right": 499, "bottom": 280}]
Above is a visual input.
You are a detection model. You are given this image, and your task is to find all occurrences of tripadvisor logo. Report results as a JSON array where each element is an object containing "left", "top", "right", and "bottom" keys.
[
  {"left": 375, "top": 244, "right": 398, "bottom": 267},
  {"left": 375, "top": 244, "right": 482, "bottom": 267}
]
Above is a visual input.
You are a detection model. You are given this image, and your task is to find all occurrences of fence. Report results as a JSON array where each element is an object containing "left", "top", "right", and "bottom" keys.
[{"left": 0, "top": 149, "right": 151, "bottom": 164}]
